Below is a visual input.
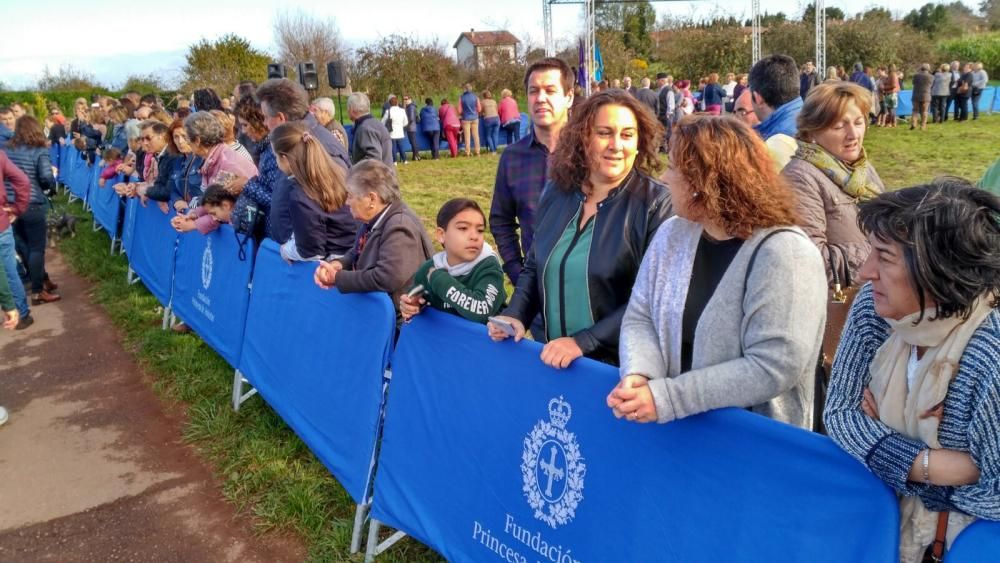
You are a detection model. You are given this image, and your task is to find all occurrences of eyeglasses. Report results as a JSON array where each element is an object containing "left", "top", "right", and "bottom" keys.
[
  {"left": 140, "top": 135, "right": 154, "bottom": 141},
  {"left": 734, "top": 109, "right": 750, "bottom": 117}
]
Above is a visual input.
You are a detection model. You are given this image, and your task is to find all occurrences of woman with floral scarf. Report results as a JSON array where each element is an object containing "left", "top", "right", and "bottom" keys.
[{"left": 782, "top": 81, "right": 885, "bottom": 289}]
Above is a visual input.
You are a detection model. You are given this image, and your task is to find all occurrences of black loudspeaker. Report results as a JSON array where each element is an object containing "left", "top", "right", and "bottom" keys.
[
  {"left": 327, "top": 61, "right": 347, "bottom": 89},
  {"left": 298, "top": 62, "right": 319, "bottom": 90},
  {"left": 266, "top": 63, "right": 286, "bottom": 79}
]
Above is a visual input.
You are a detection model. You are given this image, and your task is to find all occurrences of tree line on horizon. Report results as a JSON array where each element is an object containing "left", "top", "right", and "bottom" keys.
[{"left": 4, "top": 1, "right": 999, "bottom": 109}]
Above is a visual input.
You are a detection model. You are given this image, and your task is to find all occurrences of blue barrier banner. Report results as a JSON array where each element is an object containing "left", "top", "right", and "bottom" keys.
[
  {"left": 49, "top": 144, "right": 61, "bottom": 172},
  {"left": 372, "top": 309, "right": 899, "bottom": 562},
  {"left": 237, "top": 240, "right": 396, "bottom": 503},
  {"left": 948, "top": 520, "right": 1000, "bottom": 562},
  {"left": 57, "top": 145, "right": 70, "bottom": 183},
  {"left": 122, "top": 197, "right": 137, "bottom": 256},
  {"left": 69, "top": 157, "right": 90, "bottom": 201},
  {"left": 171, "top": 226, "right": 254, "bottom": 367},
  {"left": 128, "top": 200, "right": 177, "bottom": 307},
  {"left": 89, "top": 172, "right": 123, "bottom": 237},
  {"left": 897, "top": 87, "right": 997, "bottom": 116}
]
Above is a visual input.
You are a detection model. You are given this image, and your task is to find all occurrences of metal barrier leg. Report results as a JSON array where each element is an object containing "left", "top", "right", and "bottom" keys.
[
  {"left": 231, "top": 369, "right": 257, "bottom": 412},
  {"left": 109, "top": 237, "right": 118, "bottom": 255},
  {"left": 351, "top": 503, "right": 368, "bottom": 554},
  {"left": 364, "top": 519, "right": 381, "bottom": 563},
  {"left": 92, "top": 219, "right": 99, "bottom": 232},
  {"left": 160, "top": 306, "right": 172, "bottom": 330},
  {"left": 126, "top": 266, "right": 139, "bottom": 285},
  {"left": 364, "top": 519, "right": 406, "bottom": 563}
]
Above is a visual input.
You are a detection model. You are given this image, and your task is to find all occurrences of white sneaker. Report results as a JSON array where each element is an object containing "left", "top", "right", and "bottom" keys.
[{"left": 0, "top": 406, "right": 8, "bottom": 426}]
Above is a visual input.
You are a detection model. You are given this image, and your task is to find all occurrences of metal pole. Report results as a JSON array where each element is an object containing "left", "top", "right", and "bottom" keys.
[
  {"left": 544, "top": 0, "right": 554, "bottom": 57},
  {"left": 751, "top": 0, "right": 761, "bottom": 65},
  {"left": 815, "top": 0, "right": 826, "bottom": 80},
  {"left": 337, "top": 88, "right": 344, "bottom": 125},
  {"left": 584, "top": 0, "right": 595, "bottom": 97}
]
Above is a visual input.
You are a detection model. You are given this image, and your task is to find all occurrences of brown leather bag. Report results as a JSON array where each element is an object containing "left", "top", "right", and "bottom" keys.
[{"left": 822, "top": 245, "right": 859, "bottom": 375}]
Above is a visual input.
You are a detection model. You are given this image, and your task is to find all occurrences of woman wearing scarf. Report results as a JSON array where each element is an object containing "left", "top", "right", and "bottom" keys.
[
  {"left": 825, "top": 179, "right": 1000, "bottom": 562},
  {"left": 782, "top": 82, "right": 884, "bottom": 288}
]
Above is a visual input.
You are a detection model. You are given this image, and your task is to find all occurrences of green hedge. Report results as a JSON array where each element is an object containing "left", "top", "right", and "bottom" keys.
[{"left": 939, "top": 32, "right": 1000, "bottom": 77}]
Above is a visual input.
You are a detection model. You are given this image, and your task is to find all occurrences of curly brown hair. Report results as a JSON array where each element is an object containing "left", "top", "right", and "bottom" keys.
[
  {"left": 234, "top": 94, "right": 268, "bottom": 141},
  {"left": 549, "top": 89, "right": 663, "bottom": 191},
  {"left": 669, "top": 115, "right": 798, "bottom": 239}
]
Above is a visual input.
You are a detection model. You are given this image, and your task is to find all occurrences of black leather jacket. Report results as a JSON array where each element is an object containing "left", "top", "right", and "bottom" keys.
[{"left": 503, "top": 170, "right": 673, "bottom": 365}]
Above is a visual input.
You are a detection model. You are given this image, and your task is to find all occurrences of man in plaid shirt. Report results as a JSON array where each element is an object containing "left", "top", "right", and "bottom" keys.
[{"left": 489, "top": 58, "right": 574, "bottom": 286}]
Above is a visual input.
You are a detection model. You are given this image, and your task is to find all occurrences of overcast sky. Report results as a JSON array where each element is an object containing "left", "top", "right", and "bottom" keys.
[{"left": 1, "top": 0, "right": 962, "bottom": 89}]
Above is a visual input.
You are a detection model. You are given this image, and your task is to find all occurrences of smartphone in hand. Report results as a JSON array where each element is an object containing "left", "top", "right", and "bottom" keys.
[{"left": 488, "top": 316, "right": 516, "bottom": 337}]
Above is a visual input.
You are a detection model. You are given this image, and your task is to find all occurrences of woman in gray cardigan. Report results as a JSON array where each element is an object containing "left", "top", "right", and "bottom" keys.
[{"left": 608, "top": 116, "right": 827, "bottom": 430}]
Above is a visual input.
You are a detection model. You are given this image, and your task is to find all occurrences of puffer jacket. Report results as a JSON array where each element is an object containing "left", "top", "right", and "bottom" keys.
[
  {"left": 502, "top": 170, "right": 673, "bottom": 365},
  {"left": 5, "top": 145, "right": 56, "bottom": 203},
  {"left": 782, "top": 156, "right": 885, "bottom": 288}
]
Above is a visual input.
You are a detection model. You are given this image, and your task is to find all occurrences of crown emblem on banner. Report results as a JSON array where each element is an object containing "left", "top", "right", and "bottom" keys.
[
  {"left": 548, "top": 396, "right": 572, "bottom": 429},
  {"left": 522, "top": 396, "right": 586, "bottom": 528},
  {"left": 201, "top": 237, "right": 214, "bottom": 291}
]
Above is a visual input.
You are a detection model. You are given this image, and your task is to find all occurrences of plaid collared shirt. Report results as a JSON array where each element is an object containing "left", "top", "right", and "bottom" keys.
[{"left": 489, "top": 129, "right": 551, "bottom": 286}]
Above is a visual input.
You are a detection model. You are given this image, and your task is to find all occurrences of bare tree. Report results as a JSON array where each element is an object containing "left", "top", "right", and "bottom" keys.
[{"left": 273, "top": 9, "right": 348, "bottom": 96}]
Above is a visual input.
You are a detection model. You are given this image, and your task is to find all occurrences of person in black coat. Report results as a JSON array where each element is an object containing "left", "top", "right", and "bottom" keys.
[
  {"left": 270, "top": 122, "right": 360, "bottom": 262},
  {"left": 487, "top": 90, "right": 673, "bottom": 368}
]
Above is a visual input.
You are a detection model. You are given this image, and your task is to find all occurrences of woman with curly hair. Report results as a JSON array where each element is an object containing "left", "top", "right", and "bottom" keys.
[
  {"left": 606, "top": 115, "right": 827, "bottom": 430},
  {"left": 487, "top": 89, "right": 673, "bottom": 368}
]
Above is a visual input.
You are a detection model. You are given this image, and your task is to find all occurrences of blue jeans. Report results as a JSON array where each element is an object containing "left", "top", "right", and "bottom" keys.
[
  {"left": 502, "top": 120, "right": 521, "bottom": 145},
  {"left": 392, "top": 138, "right": 407, "bottom": 163},
  {"left": 483, "top": 117, "right": 500, "bottom": 152},
  {"left": 0, "top": 226, "right": 29, "bottom": 316}
]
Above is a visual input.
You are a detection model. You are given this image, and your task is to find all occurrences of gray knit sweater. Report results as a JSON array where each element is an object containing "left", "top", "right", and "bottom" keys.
[{"left": 619, "top": 217, "right": 827, "bottom": 429}]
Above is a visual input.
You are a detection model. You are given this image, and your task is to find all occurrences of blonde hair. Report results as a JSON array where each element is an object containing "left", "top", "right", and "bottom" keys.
[
  {"left": 501, "top": 88, "right": 512, "bottom": 98},
  {"left": 270, "top": 121, "right": 347, "bottom": 212},
  {"left": 795, "top": 82, "right": 872, "bottom": 141},
  {"left": 209, "top": 109, "right": 237, "bottom": 143}
]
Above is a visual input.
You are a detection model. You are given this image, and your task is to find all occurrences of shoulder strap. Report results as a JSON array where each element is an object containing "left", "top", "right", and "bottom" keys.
[
  {"left": 740, "top": 227, "right": 803, "bottom": 353},
  {"left": 742, "top": 228, "right": 802, "bottom": 291}
]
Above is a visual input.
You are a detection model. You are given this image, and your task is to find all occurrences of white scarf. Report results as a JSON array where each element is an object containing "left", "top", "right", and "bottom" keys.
[
  {"left": 869, "top": 299, "right": 993, "bottom": 562},
  {"left": 431, "top": 242, "right": 498, "bottom": 277}
]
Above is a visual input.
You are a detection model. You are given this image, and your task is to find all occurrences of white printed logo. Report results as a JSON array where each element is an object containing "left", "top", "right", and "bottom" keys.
[
  {"left": 201, "top": 237, "right": 213, "bottom": 290},
  {"left": 522, "top": 396, "right": 586, "bottom": 529}
]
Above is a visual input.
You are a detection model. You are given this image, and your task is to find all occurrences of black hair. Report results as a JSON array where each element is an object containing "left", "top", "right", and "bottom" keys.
[
  {"left": 748, "top": 54, "right": 800, "bottom": 109},
  {"left": 436, "top": 198, "right": 485, "bottom": 229},
  {"left": 139, "top": 93, "right": 158, "bottom": 106},
  {"left": 201, "top": 183, "right": 237, "bottom": 206},
  {"left": 425, "top": 97, "right": 433, "bottom": 106},
  {"left": 523, "top": 57, "right": 574, "bottom": 95},
  {"left": 192, "top": 88, "right": 223, "bottom": 112},
  {"left": 0, "top": 106, "right": 11, "bottom": 115},
  {"left": 236, "top": 80, "right": 257, "bottom": 100},
  {"left": 858, "top": 177, "right": 1000, "bottom": 322}
]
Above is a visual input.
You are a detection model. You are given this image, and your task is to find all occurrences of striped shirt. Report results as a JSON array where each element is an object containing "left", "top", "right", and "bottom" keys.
[{"left": 825, "top": 284, "right": 1000, "bottom": 519}]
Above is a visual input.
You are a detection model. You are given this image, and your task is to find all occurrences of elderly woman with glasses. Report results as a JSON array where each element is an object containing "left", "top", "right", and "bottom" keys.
[{"left": 313, "top": 159, "right": 433, "bottom": 323}]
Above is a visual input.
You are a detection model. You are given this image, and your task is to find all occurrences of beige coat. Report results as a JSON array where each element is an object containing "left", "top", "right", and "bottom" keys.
[{"left": 782, "top": 157, "right": 884, "bottom": 287}]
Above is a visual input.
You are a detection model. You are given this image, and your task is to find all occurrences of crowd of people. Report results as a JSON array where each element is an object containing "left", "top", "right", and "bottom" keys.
[{"left": 1, "top": 50, "right": 998, "bottom": 560}]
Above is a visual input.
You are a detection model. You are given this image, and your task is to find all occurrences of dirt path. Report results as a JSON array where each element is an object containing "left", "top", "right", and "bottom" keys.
[{"left": 0, "top": 250, "right": 306, "bottom": 562}]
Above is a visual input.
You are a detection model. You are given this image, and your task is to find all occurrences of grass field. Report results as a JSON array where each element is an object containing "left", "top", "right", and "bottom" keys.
[{"left": 55, "top": 114, "right": 998, "bottom": 562}]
